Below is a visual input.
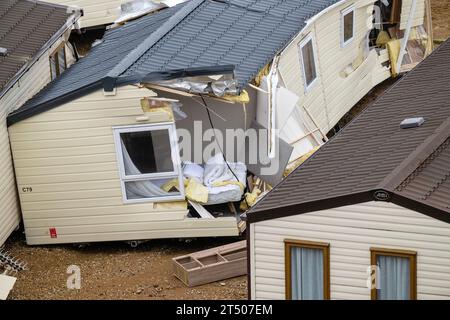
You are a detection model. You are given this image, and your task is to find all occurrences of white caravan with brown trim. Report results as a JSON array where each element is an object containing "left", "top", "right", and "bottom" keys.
[{"left": 247, "top": 39, "right": 450, "bottom": 300}]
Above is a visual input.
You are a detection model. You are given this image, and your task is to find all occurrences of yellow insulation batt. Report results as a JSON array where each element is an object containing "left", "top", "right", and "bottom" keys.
[
  {"left": 222, "top": 90, "right": 250, "bottom": 104},
  {"left": 387, "top": 39, "right": 401, "bottom": 77}
]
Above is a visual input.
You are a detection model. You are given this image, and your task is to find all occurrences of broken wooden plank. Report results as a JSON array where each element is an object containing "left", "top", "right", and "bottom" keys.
[
  {"left": 189, "top": 201, "right": 215, "bottom": 219},
  {"left": 172, "top": 240, "right": 247, "bottom": 287}
]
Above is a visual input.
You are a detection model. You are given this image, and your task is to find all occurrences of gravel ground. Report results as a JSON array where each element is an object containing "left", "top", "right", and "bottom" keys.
[
  {"left": 3, "top": 0, "right": 449, "bottom": 301},
  {"left": 432, "top": 0, "right": 450, "bottom": 42},
  {"left": 4, "top": 233, "right": 247, "bottom": 300}
]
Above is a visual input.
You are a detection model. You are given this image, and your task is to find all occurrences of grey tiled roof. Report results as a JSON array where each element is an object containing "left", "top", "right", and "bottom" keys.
[
  {"left": 8, "top": 0, "right": 340, "bottom": 125},
  {"left": 248, "top": 39, "right": 450, "bottom": 219},
  {"left": 8, "top": 4, "right": 184, "bottom": 124},
  {"left": 122, "top": 0, "right": 339, "bottom": 85}
]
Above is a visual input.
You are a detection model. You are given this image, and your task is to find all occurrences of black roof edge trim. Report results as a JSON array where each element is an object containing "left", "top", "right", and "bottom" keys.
[
  {"left": 247, "top": 189, "right": 450, "bottom": 225},
  {"left": 7, "top": 65, "right": 237, "bottom": 126},
  {"left": 390, "top": 192, "right": 450, "bottom": 224},
  {"left": 247, "top": 191, "right": 373, "bottom": 224},
  {"left": 111, "top": 65, "right": 236, "bottom": 89},
  {"left": 142, "top": 64, "right": 236, "bottom": 82},
  {"left": 7, "top": 79, "right": 104, "bottom": 127}
]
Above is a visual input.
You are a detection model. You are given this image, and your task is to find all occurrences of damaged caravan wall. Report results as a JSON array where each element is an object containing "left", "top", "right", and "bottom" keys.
[
  {"left": 148, "top": 87, "right": 257, "bottom": 165},
  {"left": 244, "top": 121, "right": 293, "bottom": 187}
]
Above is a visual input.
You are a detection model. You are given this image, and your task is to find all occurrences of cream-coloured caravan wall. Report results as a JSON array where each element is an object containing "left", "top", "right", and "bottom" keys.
[
  {"left": 0, "top": 118, "right": 19, "bottom": 247},
  {"left": 278, "top": 0, "right": 391, "bottom": 135},
  {"left": 400, "top": 0, "right": 426, "bottom": 30},
  {"left": 250, "top": 201, "right": 450, "bottom": 300},
  {"left": 44, "top": 0, "right": 131, "bottom": 28},
  {"left": 0, "top": 36, "right": 74, "bottom": 247},
  {"left": 8, "top": 85, "right": 239, "bottom": 245}
]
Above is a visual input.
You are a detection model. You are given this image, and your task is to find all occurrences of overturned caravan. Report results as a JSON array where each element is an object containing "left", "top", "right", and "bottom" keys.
[{"left": 6, "top": 0, "right": 432, "bottom": 245}]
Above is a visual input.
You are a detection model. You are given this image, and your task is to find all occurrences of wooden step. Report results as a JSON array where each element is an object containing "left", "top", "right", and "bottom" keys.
[{"left": 172, "top": 241, "right": 247, "bottom": 287}]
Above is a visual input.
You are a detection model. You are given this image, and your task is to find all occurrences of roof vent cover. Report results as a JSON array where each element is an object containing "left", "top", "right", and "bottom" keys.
[
  {"left": 400, "top": 117, "right": 425, "bottom": 129},
  {"left": 0, "top": 47, "right": 8, "bottom": 56}
]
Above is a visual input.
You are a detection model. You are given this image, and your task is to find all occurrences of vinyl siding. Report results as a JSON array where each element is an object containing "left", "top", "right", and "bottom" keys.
[
  {"left": 44, "top": 0, "right": 132, "bottom": 28},
  {"left": 250, "top": 201, "right": 450, "bottom": 300},
  {"left": 278, "top": 0, "right": 391, "bottom": 138},
  {"left": 0, "top": 116, "right": 20, "bottom": 247},
  {"left": 0, "top": 35, "right": 74, "bottom": 247},
  {"left": 400, "top": 0, "right": 426, "bottom": 30},
  {"left": 8, "top": 85, "right": 239, "bottom": 245}
]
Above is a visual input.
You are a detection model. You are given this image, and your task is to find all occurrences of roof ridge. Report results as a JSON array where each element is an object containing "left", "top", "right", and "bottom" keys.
[
  {"left": 379, "top": 117, "right": 450, "bottom": 192},
  {"left": 396, "top": 137, "right": 450, "bottom": 194},
  {"left": 105, "top": 0, "right": 205, "bottom": 82}
]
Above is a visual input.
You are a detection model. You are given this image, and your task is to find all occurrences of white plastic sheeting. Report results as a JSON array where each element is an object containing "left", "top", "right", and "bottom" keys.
[{"left": 0, "top": 274, "right": 16, "bottom": 300}]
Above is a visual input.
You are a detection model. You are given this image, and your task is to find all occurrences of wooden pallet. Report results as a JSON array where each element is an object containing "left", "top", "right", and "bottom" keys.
[{"left": 172, "top": 241, "right": 247, "bottom": 287}]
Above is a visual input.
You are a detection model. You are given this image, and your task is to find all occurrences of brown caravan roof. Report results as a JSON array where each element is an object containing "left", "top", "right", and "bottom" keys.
[
  {"left": 0, "top": 0, "right": 75, "bottom": 94},
  {"left": 248, "top": 38, "right": 450, "bottom": 224}
]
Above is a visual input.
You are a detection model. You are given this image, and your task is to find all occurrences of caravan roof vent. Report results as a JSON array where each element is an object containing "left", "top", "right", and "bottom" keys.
[
  {"left": 400, "top": 117, "right": 425, "bottom": 129},
  {"left": 0, "top": 47, "right": 8, "bottom": 56}
]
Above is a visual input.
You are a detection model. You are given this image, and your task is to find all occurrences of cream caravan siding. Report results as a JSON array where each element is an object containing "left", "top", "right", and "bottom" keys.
[
  {"left": 250, "top": 201, "right": 450, "bottom": 300},
  {"left": 0, "top": 37, "right": 74, "bottom": 247},
  {"left": 0, "top": 117, "right": 20, "bottom": 247},
  {"left": 44, "top": 0, "right": 130, "bottom": 28},
  {"left": 8, "top": 85, "right": 238, "bottom": 245},
  {"left": 1, "top": 38, "right": 75, "bottom": 115},
  {"left": 400, "top": 0, "right": 426, "bottom": 30},
  {"left": 278, "top": 0, "right": 391, "bottom": 134}
]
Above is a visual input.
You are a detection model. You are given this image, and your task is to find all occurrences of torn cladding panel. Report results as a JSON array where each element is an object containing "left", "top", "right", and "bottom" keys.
[{"left": 244, "top": 121, "right": 293, "bottom": 187}]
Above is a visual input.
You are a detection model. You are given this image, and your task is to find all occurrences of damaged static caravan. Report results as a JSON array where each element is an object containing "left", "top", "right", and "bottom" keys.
[
  {"left": 44, "top": 0, "right": 189, "bottom": 28},
  {"left": 0, "top": 0, "right": 81, "bottom": 246},
  {"left": 6, "top": 0, "right": 432, "bottom": 245}
]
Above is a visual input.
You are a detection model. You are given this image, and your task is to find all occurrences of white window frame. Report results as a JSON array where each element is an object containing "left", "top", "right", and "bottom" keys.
[
  {"left": 341, "top": 5, "right": 356, "bottom": 48},
  {"left": 298, "top": 34, "right": 318, "bottom": 92},
  {"left": 113, "top": 123, "right": 185, "bottom": 204}
]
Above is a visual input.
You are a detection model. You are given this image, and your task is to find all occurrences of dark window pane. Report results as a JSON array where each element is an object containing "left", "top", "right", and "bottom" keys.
[
  {"left": 58, "top": 47, "right": 66, "bottom": 73},
  {"left": 344, "top": 11, "right": 354, "bottom": 43},
  {"left": 50, "top": 56, "right": 57, "bottom": 80},
  {"left": 301, "top": 40, "right": 317, "bottom": 86},
  {"left": 120, "top": 129, "right": 174, "bottom": 175}
]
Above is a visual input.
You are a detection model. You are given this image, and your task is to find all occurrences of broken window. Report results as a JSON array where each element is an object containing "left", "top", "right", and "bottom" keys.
[
  {"left": 341, "top": 6, "right": 355, "bottom": 47},
  {"left": 114, "top": 124, "right": 184, "bottom": 203},
  {"left": 299, "top": 35, "right": 317, "bottom": 90},
  {"left": 49, "top": 43, "right": 67, "bottom": 80}
]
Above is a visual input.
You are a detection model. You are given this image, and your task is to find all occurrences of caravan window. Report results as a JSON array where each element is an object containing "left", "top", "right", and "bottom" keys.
[
  {"left": 114, "top": 124, "right": 185, "bottom": 203},
  {"left": 285, "top": 240, "right": 330, "bottom": 300},
  {"left": 341, "top": 6, "right": 355, "bottom": 47},
  {"left": 299, "top": 35, "right": 318, "bottom": 91},
  {"left": 370, "top": 248, "right": 417, "bottom": 300}
]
